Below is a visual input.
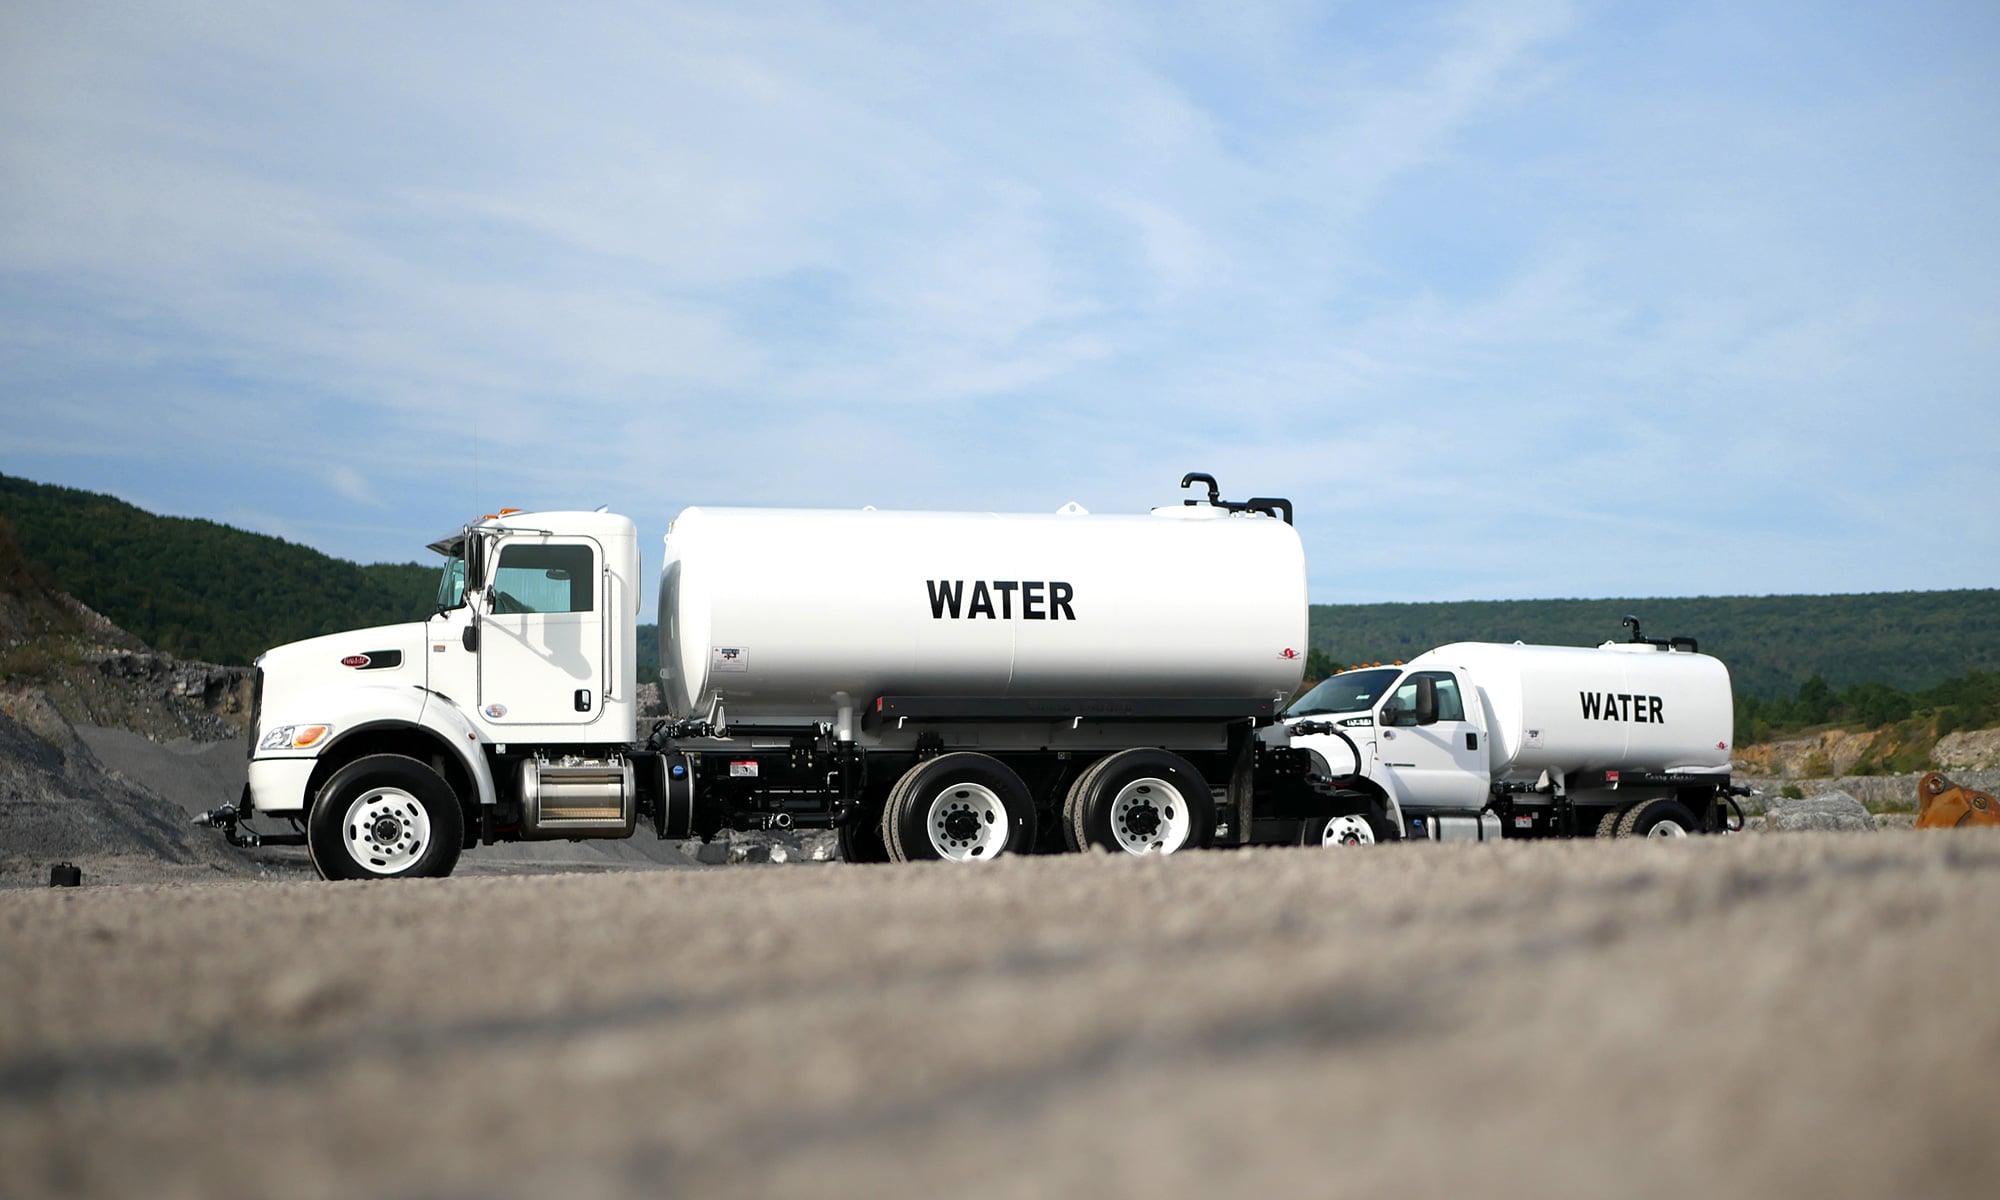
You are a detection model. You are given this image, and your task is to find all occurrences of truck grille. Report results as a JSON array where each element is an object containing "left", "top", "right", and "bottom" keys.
[{"left": 248, "top": 668, "right": 265, "bottom": 759}]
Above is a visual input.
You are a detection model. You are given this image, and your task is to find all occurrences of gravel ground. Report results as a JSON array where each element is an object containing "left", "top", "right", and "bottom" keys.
[{"left": 4, "top": 831, "right": 1998, "bottom": 1200}]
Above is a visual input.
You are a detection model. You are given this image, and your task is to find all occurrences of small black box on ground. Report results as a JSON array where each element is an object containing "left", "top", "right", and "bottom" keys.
[{"left": 49, "top": 862, "right": 82, "bottom": 888}]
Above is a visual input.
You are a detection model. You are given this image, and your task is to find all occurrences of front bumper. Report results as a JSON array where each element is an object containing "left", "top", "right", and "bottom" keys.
[{"left": 246, "top": 757, "right": 319, "bottom": 816}]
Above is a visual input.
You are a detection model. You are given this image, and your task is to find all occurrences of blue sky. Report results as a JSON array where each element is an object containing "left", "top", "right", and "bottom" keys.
[{"left": 2, "top": 0, "right": 1995, "bottom": 604}]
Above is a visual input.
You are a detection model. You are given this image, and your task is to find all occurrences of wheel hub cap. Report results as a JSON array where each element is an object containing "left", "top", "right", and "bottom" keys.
[
  {"left": 927, "top": 784, "right": 1007, "bottom": 861},
  {"left": 1108, "top": 778, "right": 1191, "bottom": 855},
  {"left": 1319, "top": 814, "right": 1376, "bottom": 847},
  {"left": 341, "top": 787, "right": 431, "bottom": 875}
]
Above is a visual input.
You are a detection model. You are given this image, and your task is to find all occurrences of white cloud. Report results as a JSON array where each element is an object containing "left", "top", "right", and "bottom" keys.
[{"left": 1, "top": 0, "right": 1995, "bottom": 599}]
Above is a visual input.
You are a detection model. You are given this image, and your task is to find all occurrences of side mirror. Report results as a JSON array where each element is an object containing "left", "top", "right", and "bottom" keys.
[
  {"left": 1414, "top": 676, "right": 1438, "bottom": 726},
  {"left": 464, "top": 534, "right": 487, "bottom": 595}
]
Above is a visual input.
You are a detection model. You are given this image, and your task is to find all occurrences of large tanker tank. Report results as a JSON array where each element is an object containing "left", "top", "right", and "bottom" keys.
[
  {"left": 658, "top": 503, "right": 1308, "bottom": 721},
  {"left": 1408, "top": 640, "right": 1734, "bottom": 780}
]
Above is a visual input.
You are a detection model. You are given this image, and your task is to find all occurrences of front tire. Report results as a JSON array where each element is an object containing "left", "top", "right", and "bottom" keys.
[
  {"left": 307, "top": 754, "right": 464, "bottom": 880},
  {"left": 1065, "top": 748, "right": 1214, "bottom": 856}
]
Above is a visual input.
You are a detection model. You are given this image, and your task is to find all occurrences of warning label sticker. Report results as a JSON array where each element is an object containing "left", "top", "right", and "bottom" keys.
[{"left": 712, "top": 647, "right": 748, "bottom": 673}]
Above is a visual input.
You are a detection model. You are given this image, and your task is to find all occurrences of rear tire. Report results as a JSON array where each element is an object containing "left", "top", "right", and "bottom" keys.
[
  {"left": 1065, "top": 748, "right": 1213, "bottom": 856},
  {"left": 307, "top": 754, "right": 463, "bottom": 880},
  {"left": 838, "top": 805, "right": 891, "bottom": 863},
  {"left": 1594, "top": 807, "right": 1626, "bottom": 839},
  {"left": 883, "top": 754, "right": 1036, "bottom": 863},
  {"left": 1617, "top": 797, "right": 1699, "bottom": 839}
]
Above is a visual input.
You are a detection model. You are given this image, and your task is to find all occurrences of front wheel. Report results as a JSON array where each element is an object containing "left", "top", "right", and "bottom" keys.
[
  {"left": 307, "top": 754, "right": 464, "bottom": 880},
  {"left": 1065, "top": 748, "right": 1214, "bottom": 856},
  {"left": 1300, "top": 812, "right": 1389, "bottom": 847}
]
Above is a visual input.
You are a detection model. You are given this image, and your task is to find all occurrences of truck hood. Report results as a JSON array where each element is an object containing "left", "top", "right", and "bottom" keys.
[
  {"left": 256, "top": 622, "right": 430, "bottom": 733},
  {"left": 259, "top": 622, "right": 429, "bottom": 677}
]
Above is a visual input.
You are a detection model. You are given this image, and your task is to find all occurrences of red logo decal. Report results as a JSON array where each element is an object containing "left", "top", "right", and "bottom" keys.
[
  {"left": 1279, "top": 648, "right": 1300, "bottom": 660},
  {"left": 341, "top": 654, "right": 371, "bottom": 668}
]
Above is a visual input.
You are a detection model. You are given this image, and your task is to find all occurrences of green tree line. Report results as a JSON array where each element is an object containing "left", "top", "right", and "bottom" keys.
[
  {"left": 1306, "top": 593, "right": 2000, "bottom": 701},
  {"left": 1734, "top": 669, "right": 2000, "bottom": 743},
  {"left": 1, "top": 473, "right": 435, "bottom": 664},
  {"left": 7, "top": 472, "right": 1998, "bottom": 707}
]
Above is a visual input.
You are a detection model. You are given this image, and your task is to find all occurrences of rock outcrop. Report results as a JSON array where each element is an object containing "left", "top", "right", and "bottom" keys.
[
  {"left": 1763, "top": 788, "right": 1874, "bottom": 832},
  {"left": 1935, "top": 728, "right": 2000, "bottom": 770}
]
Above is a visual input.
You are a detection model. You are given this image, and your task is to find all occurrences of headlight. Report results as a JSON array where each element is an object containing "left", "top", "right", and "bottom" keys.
[{"left": 259, "top": 724, "right": 332, "bottom": 751}]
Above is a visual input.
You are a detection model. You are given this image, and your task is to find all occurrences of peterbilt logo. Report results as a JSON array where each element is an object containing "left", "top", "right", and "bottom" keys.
[
  {"left": 926, "top": 580, "right": 1076, "bottom": 621},
  {"left": 339, "top": 649, "right": 403, "bottom": 671},
  {"left": 1580, "top": 692, "right": 1664, "bottom": 723}
]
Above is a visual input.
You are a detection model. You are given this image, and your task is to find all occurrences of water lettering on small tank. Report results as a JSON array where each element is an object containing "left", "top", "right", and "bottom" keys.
[{"left": 1579, "top": 692, "right": 1665, "bottom": 723}]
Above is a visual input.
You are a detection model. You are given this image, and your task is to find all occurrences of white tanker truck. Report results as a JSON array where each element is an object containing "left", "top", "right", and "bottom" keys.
[
  {"left": 197, "top": 475, "right": 1743, "bottom": 879},
  {"left": 1279, "top": 623, "right": 1747, "bottom": 845}
]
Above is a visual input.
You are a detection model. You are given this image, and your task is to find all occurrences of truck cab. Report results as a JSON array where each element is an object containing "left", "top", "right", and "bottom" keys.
[
  {"left": 1281, "top": 664, "right": 1493, "bottom": 841},
  {"left": 226, "top": 510, "right": 643, "bottom": 877}
]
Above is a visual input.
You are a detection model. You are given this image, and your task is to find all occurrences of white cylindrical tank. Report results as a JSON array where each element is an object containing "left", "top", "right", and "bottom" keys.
[
  {"left": 1408, "top": 641, "right": 1734, "bottom": 779},
  {"left": 658, "top": 504, "right": 1308, "bottom": 721}
]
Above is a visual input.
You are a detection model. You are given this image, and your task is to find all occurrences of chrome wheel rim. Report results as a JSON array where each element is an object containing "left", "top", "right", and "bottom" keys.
[
  {"left": 343, "top": 786, "right": 430, "bottom": 874},
  {"left": 926, "top": 783, "right": 1008, "bottom": 860},
  {"left": 1109, "top": 777, "right": 1190, "bottom": 855},
  {"left": 1317, "top": 814, "right": 1377, "bottom": 846}
]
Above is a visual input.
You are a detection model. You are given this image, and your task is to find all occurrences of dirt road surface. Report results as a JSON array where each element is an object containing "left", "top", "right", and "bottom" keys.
[{"left": 5, "top": 832, "right": 1999, "bottom": 1199}]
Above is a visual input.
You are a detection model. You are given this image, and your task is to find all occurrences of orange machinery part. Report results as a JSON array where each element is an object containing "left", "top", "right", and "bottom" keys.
[{"left": 1916, "top": 771, "right": 2000, "bottom": 829}]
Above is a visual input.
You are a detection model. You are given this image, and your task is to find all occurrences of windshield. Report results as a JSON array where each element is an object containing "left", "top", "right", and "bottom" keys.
[
  {"left": 1285, "top": 667, "right": 1402, "bottom": 717},
  {"left": 435, "top": 554, "right": 468, "bottom": 612}
]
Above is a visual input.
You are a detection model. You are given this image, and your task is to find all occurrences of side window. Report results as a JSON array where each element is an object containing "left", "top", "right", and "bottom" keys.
[
  {"left": 1430, "top": 673, "right": 1466, "bottom": 722},
  {"left": 1380, "top": 671, "right": 1465, "bottom": 725},
  {"left": 491, "top": 543, "right": 596, "bottom": 614},
  {"left": 1382, "top": 679, "right": 1418, "bottom": 727}
]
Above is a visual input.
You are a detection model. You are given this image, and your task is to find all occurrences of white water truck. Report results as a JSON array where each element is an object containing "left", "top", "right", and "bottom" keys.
[
  {"left": 202, "top": 475, "right": 1305, "bottom": 876},
  {"left": 196, "top": 475, "right": 1744, "bottom": 878},
  {"left": 1279, "top": 620, "right": 1748, "bottom": 845}
]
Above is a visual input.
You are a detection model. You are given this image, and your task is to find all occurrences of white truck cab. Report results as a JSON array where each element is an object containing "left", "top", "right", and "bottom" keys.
[{"left": 229, "top": 510, "right": 641, "bottom": 876}]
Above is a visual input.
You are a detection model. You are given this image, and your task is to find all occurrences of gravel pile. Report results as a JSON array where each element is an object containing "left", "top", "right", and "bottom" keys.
[{"left": 0, "top": 689, "right": 253, "bottom": 887}]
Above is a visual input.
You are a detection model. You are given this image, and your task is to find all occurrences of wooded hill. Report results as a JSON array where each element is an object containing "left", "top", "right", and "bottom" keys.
[
  {"left": 0, "top": 473, "right": 434, "bottom": 664},
  {"left": 1307, "top": 593, "right": 2000, "bottom": 702},
  {"left": 3, "top": 472, "right": 1995, "bottom": 706}
]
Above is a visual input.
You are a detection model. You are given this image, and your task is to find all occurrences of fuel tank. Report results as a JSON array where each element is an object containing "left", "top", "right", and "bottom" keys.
[
  {"left": 1409, "top": 640, "right": 1734, "bottom": 780},
  {"left": 658, "top": 503, "right": 1308, "bottom": 721}
]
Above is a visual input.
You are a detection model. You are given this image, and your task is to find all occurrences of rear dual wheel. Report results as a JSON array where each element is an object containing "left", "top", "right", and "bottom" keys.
[
  {"left": 1617, "top": 797, "right": 1699, "bottom": 838},
  {"left": 1063, "top": 748, "right": 1214, "bottom": 856},
  {"left": 880, "top": 753, "right": 1037, "bottom": 863}
]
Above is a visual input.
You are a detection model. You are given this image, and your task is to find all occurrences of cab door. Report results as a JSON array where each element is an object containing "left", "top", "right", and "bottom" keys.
[
  {"left": 1376, "top": 669, "right": 1489, "bottom": 809},
  {"left": 478, "top": 536, "right": 605, "bottom": 727}
]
